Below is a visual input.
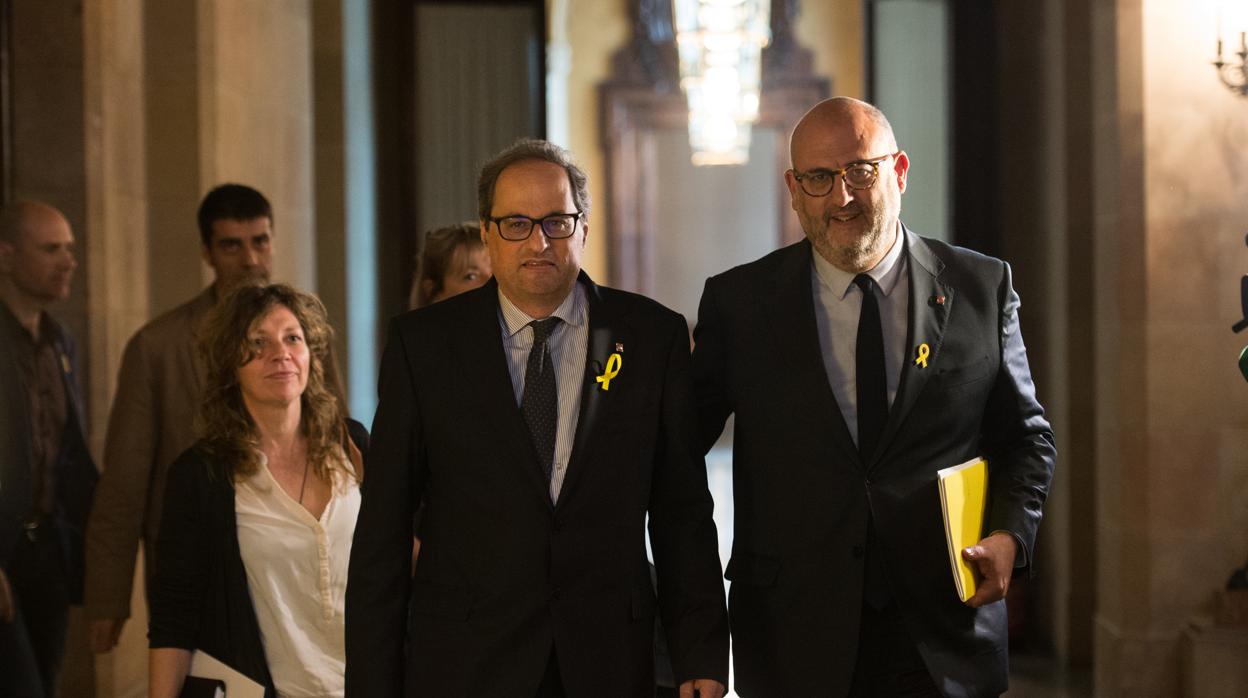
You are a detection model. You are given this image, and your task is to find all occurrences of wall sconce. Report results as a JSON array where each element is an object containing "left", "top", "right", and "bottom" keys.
[
  {"left": 673, "top": 0, "right": 771, "bottom": 166},
  {"left": 1214, "top": 10, "right": 1248, "bottom": 97}
]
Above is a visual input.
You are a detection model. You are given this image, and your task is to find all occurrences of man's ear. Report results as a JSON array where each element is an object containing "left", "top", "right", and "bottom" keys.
[
  {"left": 894, "top": 151, "right": 910, "bottom": 194},
  {"left": 783, "top": 170, "right": 801, "bottom": 211}
]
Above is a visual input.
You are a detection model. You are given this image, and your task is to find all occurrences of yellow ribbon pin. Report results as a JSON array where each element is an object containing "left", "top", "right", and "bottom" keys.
[
  {"left": 596, "top": 352, "right": 622, "bottom": 390},
  {"left": 915, "top": 343, "right": 930, "bottom": 369}
]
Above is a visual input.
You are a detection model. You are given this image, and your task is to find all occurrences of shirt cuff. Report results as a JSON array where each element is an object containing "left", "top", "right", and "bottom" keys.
[{"left": 989, "top": 529, "right": 1027, "bottom": 569}]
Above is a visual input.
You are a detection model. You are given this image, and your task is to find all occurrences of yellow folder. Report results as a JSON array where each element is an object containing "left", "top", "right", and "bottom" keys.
[{"left": 937, "top": 457, "right": 988, "bottom": 602}]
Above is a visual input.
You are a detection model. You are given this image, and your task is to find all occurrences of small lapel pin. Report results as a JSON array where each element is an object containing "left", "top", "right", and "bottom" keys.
[
  {"left": 914, "top": 343, "right": 931, "bottom": 369},
  {"left": 615, "top": 342, "right": 624, "bottom": 353},
  {"left": 596, "top": 352, "right": 623, "bottom": 390},
  {"left": 60, "top": 354, "right": 71, "bottom": 375},
  {"left": 929, "top": 294, "right": 946, "bottom": 307}
]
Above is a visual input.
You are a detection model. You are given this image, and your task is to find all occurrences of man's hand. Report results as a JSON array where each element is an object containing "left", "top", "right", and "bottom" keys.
[
  {"left": 679, "top": 678, "right": 726, "bottom": 698},
  {"left": 0, "top": 568, "right": 13, "bottom": 623},
  {"left": 89, "top": 618, "right": 127, "bottom": 653},
  {"left": 961, "top": 531, "right": 1019, "bottom": 608}
]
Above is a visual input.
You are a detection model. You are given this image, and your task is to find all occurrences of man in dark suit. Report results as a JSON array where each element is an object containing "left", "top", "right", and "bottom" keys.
[
  {"left": 691, "top": 98, "right": 1056, "bottom": 697},
  {"left": 347, "top": 139, "right": 729, "bottom": 697},
  {"left": 0, "top": 201, "right": 99, "bottom": 697}
]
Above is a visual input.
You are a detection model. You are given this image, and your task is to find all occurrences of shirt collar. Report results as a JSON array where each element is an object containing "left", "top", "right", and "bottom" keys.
[
  {"left": 812, "top": 222, "right": 907, "bottom": 300},
  {"left": 498, "top": 281, "right": 587, "bottom": 338},
  {"left": 0, "top": 300, "right": 55, "bottom": 347}
]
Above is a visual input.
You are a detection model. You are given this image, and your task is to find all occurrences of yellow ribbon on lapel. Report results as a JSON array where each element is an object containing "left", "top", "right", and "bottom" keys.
[
  {"left": 596, "top": 352, "right": 622, "bottom": 390},
  {"left": 914, "top": 343, "right": 930, "bottom": 369}
]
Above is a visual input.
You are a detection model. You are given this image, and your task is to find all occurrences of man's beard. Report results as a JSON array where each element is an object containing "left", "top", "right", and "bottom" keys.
[{"left": 806, "top": 204, "right": 893, "bottom": 273}]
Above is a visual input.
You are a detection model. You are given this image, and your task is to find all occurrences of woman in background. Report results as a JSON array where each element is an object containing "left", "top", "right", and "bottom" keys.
[
  {"left": 148, "top": 282, "right": 367, "bottom": 698},
  {"left": 408, "top": 221, "right": 492, "bottom": 309}
]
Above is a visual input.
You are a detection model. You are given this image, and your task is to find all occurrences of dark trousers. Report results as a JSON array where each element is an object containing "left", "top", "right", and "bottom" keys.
[
  {"left": 535, "top": 649, "right": 567, "bottom": 698},
  {"left": 848, "top": 601, "right": 943, "bottom": 698},
  {"left": 0, "top": 526, "right": 70, "bottom": 698},
  {"left": 536, "top": 649, "right": 684, "bottom": 698}
]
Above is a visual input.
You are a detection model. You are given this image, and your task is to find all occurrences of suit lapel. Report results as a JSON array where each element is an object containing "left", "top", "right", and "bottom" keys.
[
  {"left": 770, "top": 241, "right": 862, "bottom": 469},
  {"left": 557, "top": 273, "right": 626, "bottom": 509},
  {"left": 875, "top": 228, "right": 952, "bottom": 465},
  {"left": 458, "top": 280, "right": 556, "bottom": 507}
]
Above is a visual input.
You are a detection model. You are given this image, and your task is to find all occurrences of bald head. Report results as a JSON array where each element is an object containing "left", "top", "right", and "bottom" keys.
[
  {"left": 789, "top": 97, "right": 898, "bottom": 169},
  {"left": 0, "top": 200, "right": 77, "bottom": 308},
  {"left": 783, "top": 97, "right": 909, "bottom": 273},
  {"left": 0, "top": 200, "right": 71, "bottom": 246}
]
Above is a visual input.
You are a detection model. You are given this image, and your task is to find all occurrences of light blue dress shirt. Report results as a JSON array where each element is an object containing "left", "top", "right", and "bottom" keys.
[
  {"left": 811, "top": 225, "right": 910, "bottom": 446},
  {"left": 498, "top": 283, "right": 589, "bottom": 501}
]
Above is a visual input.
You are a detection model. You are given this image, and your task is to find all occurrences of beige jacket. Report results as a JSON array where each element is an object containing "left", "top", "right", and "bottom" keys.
[{"left": 84, "top": 288, "right": 214, "bottom": 619}]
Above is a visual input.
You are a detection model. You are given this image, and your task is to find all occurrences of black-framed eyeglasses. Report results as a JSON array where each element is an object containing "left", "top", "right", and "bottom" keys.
[
  {"left": 791, "top": 153, "right": 899, "bottom": 197},
  {"left": 488, "top": 211, "right": 583, "bottom": 241}
]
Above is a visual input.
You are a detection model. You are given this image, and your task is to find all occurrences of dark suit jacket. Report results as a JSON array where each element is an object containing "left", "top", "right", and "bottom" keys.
[
  {"left": 691, "top": 230, "right": 1056, "bottom": 698},
  {"left": 346, "top": 274, "right": 729, "bottom": 697},
  {"left": 0, "top": 308, "right": 99, "bottom": 602}
]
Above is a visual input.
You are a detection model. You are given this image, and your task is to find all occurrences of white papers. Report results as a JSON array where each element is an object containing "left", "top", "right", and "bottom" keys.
[{"left": 189, "top": 650, "right": 265, "bottom": 698}]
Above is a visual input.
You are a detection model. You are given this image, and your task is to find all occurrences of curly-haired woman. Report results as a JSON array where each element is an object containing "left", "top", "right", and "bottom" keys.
[{"left": 147, "top": 282, "right": 367, "bottom": 698}]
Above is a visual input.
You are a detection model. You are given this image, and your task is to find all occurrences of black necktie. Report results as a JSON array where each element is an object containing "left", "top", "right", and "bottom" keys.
[
  {"left": 521, "top": 318, "right": 560, "bottom": 483},
  {"left": 853, "top": 274, "right": 888, "bottom": 461},
  {"left": 854, "top": 275, "right": 893, "bottom": 608}
]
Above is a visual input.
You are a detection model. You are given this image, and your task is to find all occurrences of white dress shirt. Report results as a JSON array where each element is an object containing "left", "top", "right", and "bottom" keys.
[
  {"left": 811, "top": 225, "right": 910, "bottom": 446},
  {"left": 498, "top": 282, "right": 590, "bottom": 501},
  {"left": 235, "top": 450, "right": 360, "bottom": 698}
]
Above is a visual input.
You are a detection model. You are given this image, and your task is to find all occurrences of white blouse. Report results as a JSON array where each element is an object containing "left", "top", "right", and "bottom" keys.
[{"left": 235, "top": 450, "right": 361, "bottom": 698}]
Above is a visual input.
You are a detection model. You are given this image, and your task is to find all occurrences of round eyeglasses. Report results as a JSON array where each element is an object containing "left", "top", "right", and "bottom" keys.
[
  {"left": 488, "top": 212, "right": 583, "bottom": 241},
  {"left": 791, "top": 153, "right": 899, "bottom": 197}
]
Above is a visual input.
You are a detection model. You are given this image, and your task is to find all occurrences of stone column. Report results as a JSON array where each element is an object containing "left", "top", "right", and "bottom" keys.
[
  {"left": 1092, "top": 0, "right": 1248, "bottom": 695},
  {"left": 197, "top": 0, "right": 317, "bottom": 291},
  {"left": 82, "top": 0, "right": 149, "bottom": 695}
]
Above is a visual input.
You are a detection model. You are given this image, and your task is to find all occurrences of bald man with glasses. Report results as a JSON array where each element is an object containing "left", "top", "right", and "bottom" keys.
[{"left": 691, "top": 97, "right": 1056, "bottom": 697}]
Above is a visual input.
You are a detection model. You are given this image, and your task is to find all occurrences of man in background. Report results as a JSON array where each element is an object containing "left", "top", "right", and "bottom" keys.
[
  {"left": 0, "top": 201, "right": 99, "bottom": 696},
  {"left": 84, "top": 184, "right": 275, "bottom": 652}
]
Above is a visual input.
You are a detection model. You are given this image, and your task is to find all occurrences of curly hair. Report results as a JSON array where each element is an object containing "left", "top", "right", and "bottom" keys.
[{"left": 197, "top": 282, "right": 355, "bottom": 484}]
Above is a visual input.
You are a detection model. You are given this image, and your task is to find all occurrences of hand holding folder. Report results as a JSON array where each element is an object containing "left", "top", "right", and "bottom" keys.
[
  {"left": 937, "top": 458, "right": 988, "bottom": 603},
  {"left": 938, "top": 457, "right": 1020, "bottom": 607}
]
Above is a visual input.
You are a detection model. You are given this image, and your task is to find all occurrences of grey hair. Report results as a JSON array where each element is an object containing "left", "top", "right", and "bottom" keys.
[{"left": 477, "top": 138, "right": 591, "bottom": 221}]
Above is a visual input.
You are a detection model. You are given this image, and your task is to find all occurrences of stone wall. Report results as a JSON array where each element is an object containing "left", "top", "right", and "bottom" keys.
[{"left": 1092, "top": 0, "right": 1248, "bottom": 694}]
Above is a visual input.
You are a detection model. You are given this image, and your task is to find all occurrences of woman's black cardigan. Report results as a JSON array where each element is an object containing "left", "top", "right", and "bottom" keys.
[{"left": 147, "top": 420, "right": 369, "bottom": 697}]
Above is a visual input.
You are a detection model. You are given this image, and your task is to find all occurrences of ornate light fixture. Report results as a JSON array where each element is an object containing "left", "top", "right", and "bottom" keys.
[
  {"left": 1214, "top": 9, "right": 1248, "bottom": 97},
  {"left": 673, "top": 0, "right": 771, "bottom": 166}
]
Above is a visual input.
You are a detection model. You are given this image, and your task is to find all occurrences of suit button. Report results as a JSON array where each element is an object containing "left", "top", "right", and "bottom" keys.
[
  {"left": 852, "top": 545, "right": 864, "bottom": 559},
  {"left": 549, "top": 587, "right": 561, "bottom": 601}
]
